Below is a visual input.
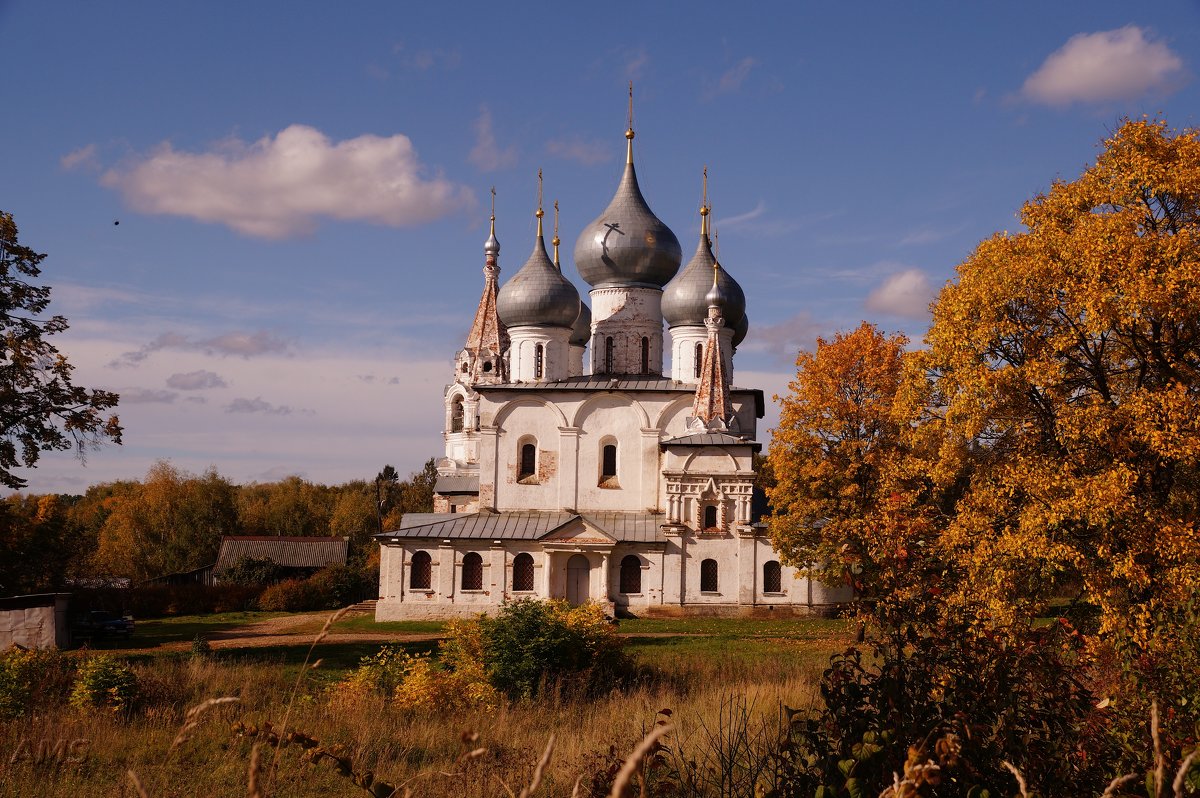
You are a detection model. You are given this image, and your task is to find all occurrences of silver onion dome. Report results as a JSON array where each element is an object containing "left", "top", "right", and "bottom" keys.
[
  {"left": 497, "top": 227, "right": 581, "bottom": 329},
  {"left": 573, "top": 135, "right": 681, "bottom": 288},
  {"left": 569, "top": 300, "right": 592, "bottom": 346},
  {"left": 662, "top": 231, "right": 746, "bottom": 328},
  {"left": 732, "top": 312, "right": 749, "bottom": 349}
]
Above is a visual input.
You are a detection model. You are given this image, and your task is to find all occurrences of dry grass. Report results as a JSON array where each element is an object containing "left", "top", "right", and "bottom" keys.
[{"left": 0, "top": 620, "right": 836, "bottom": 798}]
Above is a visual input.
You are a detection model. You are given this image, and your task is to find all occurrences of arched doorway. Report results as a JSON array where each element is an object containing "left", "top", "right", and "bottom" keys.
[{"left": 566, "top": 554, "right": 591, "bottom": 605}]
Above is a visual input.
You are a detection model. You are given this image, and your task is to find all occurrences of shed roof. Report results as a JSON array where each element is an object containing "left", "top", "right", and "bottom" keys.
[
  {"left": 215, "top": 536, "right": 349, "bottom": 573},
  {"left": 433, "top": 474, "right": 480, "bottom": 494},
  {"left": 661, "top": 432, "right": 762, "bottom": 452}
]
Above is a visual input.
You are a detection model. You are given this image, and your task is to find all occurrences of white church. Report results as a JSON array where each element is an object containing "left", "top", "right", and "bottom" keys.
[{"left": 375, "top": 108, "right": 850, "bottom": 620}]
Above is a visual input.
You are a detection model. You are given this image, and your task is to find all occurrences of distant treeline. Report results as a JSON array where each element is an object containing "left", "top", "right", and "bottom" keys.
[{"left": 0, "top": 459, "right": 436, "bottom": 595}]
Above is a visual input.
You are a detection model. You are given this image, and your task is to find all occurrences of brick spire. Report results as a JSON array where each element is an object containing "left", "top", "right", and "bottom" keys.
[
  {"left": 464, "top": 190, "right": 509, "bottom": 384},
  {"left": 690, "top": 263, "right": 734, "bottom": 429}
]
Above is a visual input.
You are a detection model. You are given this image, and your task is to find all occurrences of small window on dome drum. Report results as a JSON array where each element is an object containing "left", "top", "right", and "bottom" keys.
[
  {"left": 640, "top": 337, "right": 649, "bottom": 373},
  {"left": 535, "top": 343, "right": 544, "bottom": 379},
  {"left": 605, "top": 337, "right": 614, "bottom": 373},
  {"left": 694, "top": 342, "right": 703, "bottom": 378}
]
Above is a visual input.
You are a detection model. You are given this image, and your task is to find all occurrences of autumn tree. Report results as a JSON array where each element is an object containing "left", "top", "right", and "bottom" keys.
[
  {"left": 0, "top": 211, "right": 121, "bottom": 489},
  {"left": 766, "top": 322, "right": 927, "bottom": 602},
  {"left": 922, "top": 119, "right": 1200, "bottom": 639},
  {"left": 92, "top": 461, "right": 238, "bottom": 579}
]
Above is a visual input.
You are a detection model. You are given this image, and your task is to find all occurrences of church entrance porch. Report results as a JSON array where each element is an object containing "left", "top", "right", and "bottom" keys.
[{"left": 566, "top": 553, "right": 591, "bottom": 605}]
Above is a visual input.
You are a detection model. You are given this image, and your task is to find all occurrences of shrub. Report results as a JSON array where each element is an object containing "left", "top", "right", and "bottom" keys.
[
  {"left": 218, "top": 555, "right": 285, "bottom": 585},
  {"left": 308, "top": 563, "right": 371, "bottom": 606},
  {"left": 257, "top": 577, "right": 330, "bottom": 612},
  {"left": 778, "top": 611, "right": 1102, "bottom": 797},
  {"left": 69, "top": 653, "right": 138, "bottom": 713},
  {"left": 334, "top": 644, "right": 498, "bottom": 712},
  {"left": 452, "top": 599, "right": 632, "bottom": 700},
  {"left": 0, "top": 647, "right": 76, "bottom": 718}
]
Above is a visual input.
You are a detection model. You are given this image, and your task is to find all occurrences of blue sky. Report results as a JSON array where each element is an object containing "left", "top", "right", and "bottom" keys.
[{"left": 3, "top": 1, "right": 1199, "bottom": 492}]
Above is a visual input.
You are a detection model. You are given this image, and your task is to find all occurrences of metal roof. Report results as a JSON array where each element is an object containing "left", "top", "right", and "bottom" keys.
[
  {"left": 215, "top": 536, "right": 349, "bottom": 572},
  {"left": 477, "top": 375, "right": 764, "bottom": 410},
  {"left": 434, "top": 474, "right": 480, "bottom": 494},
  {"left": 661, "top": 432, "right": 762, "bottom": 452},
  {"left": 382, "top": 511, "right": 667, "bottom": 544}
]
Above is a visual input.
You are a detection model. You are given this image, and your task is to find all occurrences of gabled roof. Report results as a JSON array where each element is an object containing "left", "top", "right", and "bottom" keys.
[
  {"left": 380, "top": 511, "right": 666, "bottom": 544},
  {"left": 215, "top": 536, "right": 349, "bottom": 572}
]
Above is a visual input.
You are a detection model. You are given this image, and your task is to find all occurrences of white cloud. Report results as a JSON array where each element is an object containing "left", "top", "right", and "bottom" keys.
[
  {"left": 719, "top": 201, "right": 768, "bottom": 229},
  {"left": 100, "top": 124, "right": 473, "bottom": 238},
  {"left": 865, "top": 269, "right": 936, "bottom": 319},
  {"left": 705, "top": 57, "right": 758, "bottom": 100},
  {"left": 226, "top": 397, "right": 294, "bottom": 415},
  {"left": 1021, "top": 26, "right": 1186, "bottom": 106},
  {"left": 60, "top": 144, "right": 98, "bottom": 172},
  {"left": 110, "top": 330, "right": 291, "bottom": 368},
  {"left": 167, "top": 370, "right": 228, "bottom": 390},
  {"left": 546, "top": 136, "right": 612, "bottom": 166},
  {"left": 121, "top": 388, "right": 178, "bottom": 404},
  {"left": 468, "top": 106, "right": 517, "bottom": 172},
  {"left": 737, "top": 311, "right": 825, "bottom": 363}
]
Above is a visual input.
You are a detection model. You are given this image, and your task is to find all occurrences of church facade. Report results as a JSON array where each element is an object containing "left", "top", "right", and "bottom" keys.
[{"left": 375, "top": 114, "right": 850, "bottom": 620}]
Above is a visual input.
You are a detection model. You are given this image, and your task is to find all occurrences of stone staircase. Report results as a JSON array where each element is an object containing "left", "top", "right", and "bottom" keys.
[{"left": 344, "top": 599, "right": 378, "bottom": 615}]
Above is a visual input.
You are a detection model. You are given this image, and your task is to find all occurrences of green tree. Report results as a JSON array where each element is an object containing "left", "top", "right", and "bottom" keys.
[{"left": 0, "top": 211, "right": 121, "bottom": 489}]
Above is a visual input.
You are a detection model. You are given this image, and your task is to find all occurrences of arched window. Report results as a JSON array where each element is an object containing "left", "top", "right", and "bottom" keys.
[
  {"left": 410, "top": 551, "right": 432, "bottom": 590},
  {"left": 694, "top": 342, "right": 704, "bottom": 378},
  {"left": 450, "top": 396, "right": 464, "bottom": 433},
  {"left": 604, "top": 336, "right": 614, "bottom": 373},
  {"left": 519, "top": 442, "right": 537, "bottom": 481},
  {"left": 482, "top": 360, "right": 493, "bottom": 373},
  {"left": 602, "top": 444, "right": 617, "bottom": 478},
  {"left": 763, "top": 560, "right": 782, "bottom": 593},
  {"left": 703, "top": 504, "right": 719, "bottom": 530},
  {"left": 461, "top": 552, "right": 483, "bottom": 590},
  {"left": 512, "top": 553, "right": 534, "bottom": 592},
  {"left": 534, "top": 343, "right": 544, "bottom": 379},
  {"left": 461, "top": 361, "right": 468, "bottom": 373},
  {"left": 619, "top": 554, "right": 641, "bottom": 594},
  {"left": 640, "top": 337, "right": 649, "bottom": 374},
  {"left": 700, "top": 559, "right": 719, "bottom": 592}
]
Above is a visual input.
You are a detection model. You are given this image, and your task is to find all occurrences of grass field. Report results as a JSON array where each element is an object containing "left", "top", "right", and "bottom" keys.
[{"left": 1, "top": 611, "right": 850, "bottom": 798}]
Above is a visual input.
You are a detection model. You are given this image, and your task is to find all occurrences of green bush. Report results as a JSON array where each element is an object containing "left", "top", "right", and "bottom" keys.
[
  {"left": 255, "top": 564, "right": 371, "bottom": 611},
  {"left": 0, "top": 647, "right": 76, "bottom": 718},
  {"left": 257, "top": 578, "right": 328, "bottom": 612},
  {"left": 69, "top": 654, "right": 137, "bottom": 713},
  {"left": 445, "top": 599, "right": 631, "bottom": 700},
  {"left": 778, "top": 613, "right": 1102, "bottom": 797},
  {"left": 218, "top": 555, "right": 286, "bottom": 585}
]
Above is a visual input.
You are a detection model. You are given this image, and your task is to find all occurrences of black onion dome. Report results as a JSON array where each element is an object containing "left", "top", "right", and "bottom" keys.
[
  {"left": 569, "top": 300, "right": 592, "bottom": 346},
  {"left": 497, "top": 234, "right": 581, "bottom": 329},
  {"left": 662, "top": 233, "right": 746, "bottom": 328},
  {"left": 573, "top": 157, "right": 681, "bottom": 288},
  {"left": 732, "top": 313, "right": 749, "bottom": 348}
]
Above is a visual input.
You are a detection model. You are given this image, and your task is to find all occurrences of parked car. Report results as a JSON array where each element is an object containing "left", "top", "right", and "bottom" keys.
[{"left": 72, "top": 610, "right": 135, "bottom": 639}]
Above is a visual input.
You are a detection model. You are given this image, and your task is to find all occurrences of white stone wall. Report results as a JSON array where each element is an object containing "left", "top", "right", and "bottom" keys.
[
  {"left": 507, "top": 328, "right": 572, "bottom": 383},
  {"left": 479, "top": 388, "right": 760, "bottom": 513},
  {"left": 666, "top": 326, "right": 735, "bottom": 384},
  {"left": 589, "top": 287, "right": 664, "bottom": 375}
]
